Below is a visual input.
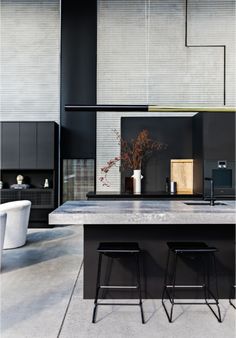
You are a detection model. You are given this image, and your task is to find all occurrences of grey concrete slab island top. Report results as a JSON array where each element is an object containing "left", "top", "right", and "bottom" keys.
[{"left": 49, "top": 200, "right": 236, "bottom": 225}]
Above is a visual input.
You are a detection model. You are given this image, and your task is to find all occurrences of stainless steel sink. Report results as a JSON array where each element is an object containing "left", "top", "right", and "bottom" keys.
[{"left": 184, "top": 202, "right": 227, "bottom": 206}]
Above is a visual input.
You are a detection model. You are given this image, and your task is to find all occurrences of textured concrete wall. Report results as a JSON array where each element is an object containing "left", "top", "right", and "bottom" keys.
[
  {"left": 1, "top": 0, "right": 60, "bottom": 122},
  {"left": 187, "top": 0, "right": 236, "bottom": 106},
  {"left": 97, "top": 0, "right": 235, "bottom": 191}
]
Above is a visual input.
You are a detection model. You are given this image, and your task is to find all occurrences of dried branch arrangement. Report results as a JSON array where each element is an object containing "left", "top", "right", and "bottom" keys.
[{"left": 99, "top": 129, "right": 166, "bottom": 187}]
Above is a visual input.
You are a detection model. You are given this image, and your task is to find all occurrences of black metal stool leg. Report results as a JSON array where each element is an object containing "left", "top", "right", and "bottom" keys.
[
  {"left": 101, "top": 256, "right": 113, "bottom": 300},
  {"left": 212, "top": 253, "right": 221, "bottom": 322},
  {"left": 162, "top": 251, "right": 178, "bottom": 323},
  {"left": 161, "top": 249, "right": 170, "bottom": 302},
  {"left": 92, "top": 252, "right": 102, "bottom": 323},
  {"left": 205, "top": 253, "right": 222, "bottom": 322},
  {"left": 229, "top": 285, "right": 236, "bottom": 309},
  {"left": 206, "top": 254, "right": 211, "bottom": 300},
  {"left": 202, "top": 255, "right": 209, "bottom": 302},
  {"left": 136, "top": 252, "right": 145, "bottom": 324},
  {"left": 169, "top": 253, "right": 178, "bottom": 322}
]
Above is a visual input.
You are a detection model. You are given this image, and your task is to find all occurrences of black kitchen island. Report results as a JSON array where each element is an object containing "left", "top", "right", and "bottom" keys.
[{"left": 49, "top": 200, "right": 235, "bottom": 299}]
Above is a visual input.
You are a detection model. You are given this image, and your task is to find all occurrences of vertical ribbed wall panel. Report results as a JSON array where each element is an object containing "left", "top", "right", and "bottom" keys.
[
  {"left": 1, "top": 0, "right": 60, "bottom": 122},
  {"left": 97, "top": 0, "right": 234, "bottom": 192}
]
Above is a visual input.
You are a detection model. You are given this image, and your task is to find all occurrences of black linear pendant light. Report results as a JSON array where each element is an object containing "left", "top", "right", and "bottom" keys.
[{"left": 65, "top": 104, "right": 236, "bottom": 113}]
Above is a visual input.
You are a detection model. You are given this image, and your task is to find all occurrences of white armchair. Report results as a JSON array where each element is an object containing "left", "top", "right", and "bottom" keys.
[
  {"left": 0, "top": 200, "right": 31, "bottom": 249},
  {"left": 0, "top": 212, "right": 7, "bottom": 268}
]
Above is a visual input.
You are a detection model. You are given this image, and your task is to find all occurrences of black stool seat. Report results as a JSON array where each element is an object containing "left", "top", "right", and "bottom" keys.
[
  {"left": 167, "top": 242, "right": 217, "bottom": 253},
  {"left": 97, "top": 242, "right": 140, "bottom": 253}
]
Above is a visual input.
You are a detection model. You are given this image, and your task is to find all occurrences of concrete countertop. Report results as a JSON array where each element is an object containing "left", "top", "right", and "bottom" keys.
[{"left": 49, "top": 200, "right": 236, "bottom": 225}]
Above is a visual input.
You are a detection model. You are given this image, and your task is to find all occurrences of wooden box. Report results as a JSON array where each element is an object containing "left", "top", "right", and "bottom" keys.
[{"left": 170, "top": 159, "right": 193, "bottom": 194}]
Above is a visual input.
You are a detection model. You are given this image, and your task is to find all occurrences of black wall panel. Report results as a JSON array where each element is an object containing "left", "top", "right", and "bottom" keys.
[
  {"left": 192, "top": 113, "right": 204, "bottom": 194},
  {"left": 60, "top": 0, "right": 97, "bottom": 159},
  {"left": 121, "top": 114, "right": 235, "bottom": 194},
  {"left": 121, "top": 117, "right": 193, "bottom": 192}
]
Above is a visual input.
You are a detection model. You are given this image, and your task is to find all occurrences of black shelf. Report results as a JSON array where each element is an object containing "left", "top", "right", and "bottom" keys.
[
  {"left": 1, "top": 188, "right": 53, "bottom": 191},
  {"left": 87, "top": 191, "right": 235, "bottom": 200},
  {"left": 87, "top": 191, "right": 203, "bottom": 200},
  {"left": 0, "top": 188, "right": 55, "bottom": 209}
]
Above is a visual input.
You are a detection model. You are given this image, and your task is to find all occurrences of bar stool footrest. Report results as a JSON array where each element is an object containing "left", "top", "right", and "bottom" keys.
[
  {"left": 95, "top": 302, "right": 142, "bottom": 306},
  {"left": 99, "top": 285, "right": 138, "bottom": 289}
]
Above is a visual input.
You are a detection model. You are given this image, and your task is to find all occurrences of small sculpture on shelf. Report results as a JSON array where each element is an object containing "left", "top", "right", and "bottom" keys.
[
  {"left": 10, "top": 175, "right": 29, "bottom": 189},
  {"left": 16, "top": 174, "right": 24, "bottom": 185},
  {"left": 44, "top": 179, "right": 49, "bottom": 188}
]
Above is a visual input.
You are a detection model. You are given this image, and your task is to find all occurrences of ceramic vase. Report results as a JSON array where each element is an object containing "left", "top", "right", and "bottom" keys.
[{"left": 132, "top": 169, "right": 143, "bottom": 194}]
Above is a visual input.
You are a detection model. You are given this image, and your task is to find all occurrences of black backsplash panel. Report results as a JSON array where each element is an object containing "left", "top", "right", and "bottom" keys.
[{"left": 121, "top": 117, "right": 193, "bottom": 192}]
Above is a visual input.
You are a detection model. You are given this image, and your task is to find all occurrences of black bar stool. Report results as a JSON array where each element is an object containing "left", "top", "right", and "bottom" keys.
[
  {"left": 229, "top": 285, "right": 236, "bottom": 309},
  {"left": 162, "top": 242, "right": 222, "bottom": 323},
  {"left": 92, "top": 242, "right": 145, "bottom": 324}
]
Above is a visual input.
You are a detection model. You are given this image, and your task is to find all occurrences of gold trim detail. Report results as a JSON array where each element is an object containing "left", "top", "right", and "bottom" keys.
[{"left": 148, "top": 106, "right": 236, "bottom": 112}]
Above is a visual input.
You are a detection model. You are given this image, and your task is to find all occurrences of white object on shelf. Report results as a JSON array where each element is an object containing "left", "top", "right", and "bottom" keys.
[
  {"left": 16, "top": 175, "right": 24, "bottom": 185},
  {"left": 0, "top": 212, "right": 7, "bottom": 269},
  {"left": 44, "top": 179, "right": 49, "bottom": 188},
  {"left": 0, "top": 200, "right": 31, "bottom": 249},
  {"left": 132, "top": 169, "right": 143, "bottom": 194}
]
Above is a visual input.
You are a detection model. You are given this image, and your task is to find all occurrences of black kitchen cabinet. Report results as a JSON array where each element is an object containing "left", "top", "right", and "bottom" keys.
[
  {"left": 192, "top": 112, "right": 235, "bottom": 196},
  {"left": 20, "top": 122, "right": 37, "bottom": 169},
  {"left": 37, "top": 122, "right": 56, "bottom": 169},
  {"left": 0, "top": 121, "right": 58, "bottom": 228},
  {"left": 0, "top": 122, "right": 57, "bottom": 170},
  {"left": 1, "top": 122, "right": 19, "bottom": 169},
  {"left": 192, "top": 112, "right": 235, "bottom": 161},
  {"left": 203, "top": 113, "right": 235, "bottom": 160}
]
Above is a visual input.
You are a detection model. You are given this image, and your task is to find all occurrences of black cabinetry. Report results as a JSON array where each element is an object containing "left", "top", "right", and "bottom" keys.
[
  {"left": 1, "top": 122, "right": 57, "bottom": 169},
  {"left": 203, "top": 113, "right": 235, "bottom": 160},
  {"left": 192, "top": 113, "right": 235, "bottom": 196},
  {"left": 0, "top": 122, "right": 58, "bottom": 228},
  {"left": 37, "top": 122, "right": 55, "bottom": 169},
  {"left": 1, "top": 122, "right": 20, "bottom": 169},
  {"left": 20, "top": 123, "right": 37, "bottom": 169}
]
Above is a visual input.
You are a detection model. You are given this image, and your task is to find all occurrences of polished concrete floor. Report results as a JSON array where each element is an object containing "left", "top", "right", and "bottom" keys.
[{"left": 1, "top": 226, "right": 235, "bottom": 338}]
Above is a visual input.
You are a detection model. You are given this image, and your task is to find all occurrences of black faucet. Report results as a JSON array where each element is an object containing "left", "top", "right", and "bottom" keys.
[{"left": 204, "top": 177, "right": 215, "bottom": 206}]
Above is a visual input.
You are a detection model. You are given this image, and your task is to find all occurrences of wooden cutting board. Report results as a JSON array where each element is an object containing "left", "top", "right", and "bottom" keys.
[{"left": 170, "top": 159, "right": 193, "bottom": 194}]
